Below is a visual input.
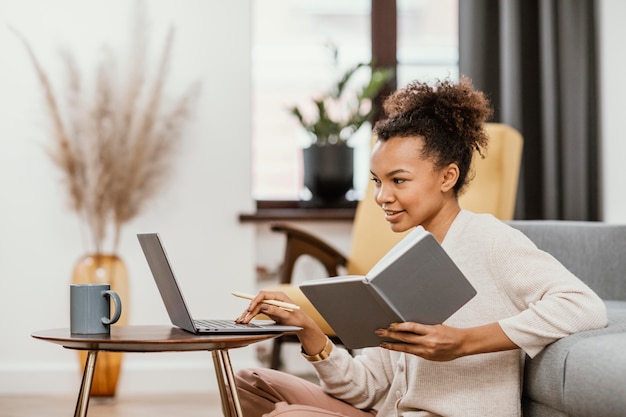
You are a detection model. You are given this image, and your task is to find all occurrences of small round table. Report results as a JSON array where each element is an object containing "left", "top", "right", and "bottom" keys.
[{"left": 32, "top": 325, "right": 280, "bottom": 417}]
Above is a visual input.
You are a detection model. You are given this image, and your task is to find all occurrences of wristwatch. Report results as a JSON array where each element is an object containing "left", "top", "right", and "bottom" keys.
[{"left": 301, "top": 337, "right": 333, "bottom": 362}]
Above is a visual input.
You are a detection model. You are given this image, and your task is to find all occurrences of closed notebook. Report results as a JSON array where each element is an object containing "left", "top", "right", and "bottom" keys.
[{"left": 299, "top": 226, "right": 476, "bottom": 349}]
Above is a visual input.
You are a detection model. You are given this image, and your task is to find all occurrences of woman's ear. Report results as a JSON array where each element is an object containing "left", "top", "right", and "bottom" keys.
[{"left": 441, "top": 163, "right": 460, "bottom": 192}]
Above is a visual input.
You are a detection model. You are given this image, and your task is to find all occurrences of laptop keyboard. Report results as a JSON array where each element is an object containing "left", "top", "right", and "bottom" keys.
[{"left": 195, "top": 319, "right": 262, "bottom": 330}]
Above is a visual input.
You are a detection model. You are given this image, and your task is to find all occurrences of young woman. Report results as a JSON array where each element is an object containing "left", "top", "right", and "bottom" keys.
[{"left": 235, "top": 78, "right": 607, "bottom": 417}]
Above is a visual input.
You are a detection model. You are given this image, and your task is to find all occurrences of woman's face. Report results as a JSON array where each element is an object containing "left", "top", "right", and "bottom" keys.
[{"left": 369, "top": 136, "right": 459, "bottom": 234}]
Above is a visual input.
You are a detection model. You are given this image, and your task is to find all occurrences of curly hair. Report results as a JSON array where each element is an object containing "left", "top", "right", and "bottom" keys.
[{"left": 373, "top": 77, "right": 493, "bottom": 195}]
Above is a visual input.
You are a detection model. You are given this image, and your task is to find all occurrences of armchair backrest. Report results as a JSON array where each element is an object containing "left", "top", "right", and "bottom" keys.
[
  {"left": 346, "top": 123, "right": 524, "bottom": 276},
  {"left": 458, "top": 123, "right": 523, "bottom": 219}
]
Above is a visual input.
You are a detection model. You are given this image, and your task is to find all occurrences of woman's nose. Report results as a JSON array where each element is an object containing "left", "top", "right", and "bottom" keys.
[{"left": 374, "top": 184, "right": 393, "bottom": 206}]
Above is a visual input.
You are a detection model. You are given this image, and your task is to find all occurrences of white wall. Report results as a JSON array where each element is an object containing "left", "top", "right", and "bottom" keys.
[
  {"left": 0, "top": 0, "right": 256, "bottom": 394},
  {"left": 599, "top": 0, "right": 626, "bottom": 222},
  {"left": 0, "top": 0, "right": 625, "bottom": 396}
]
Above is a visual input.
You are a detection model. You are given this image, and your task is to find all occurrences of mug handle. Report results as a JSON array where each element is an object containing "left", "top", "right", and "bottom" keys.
[{"left": 101, "top": 290, "right": 122, "bottom": 325}]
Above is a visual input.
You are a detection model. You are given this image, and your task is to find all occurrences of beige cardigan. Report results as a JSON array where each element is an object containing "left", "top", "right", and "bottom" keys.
[{"left": 311, "top": 210, "right": 607, "bottom": 417}]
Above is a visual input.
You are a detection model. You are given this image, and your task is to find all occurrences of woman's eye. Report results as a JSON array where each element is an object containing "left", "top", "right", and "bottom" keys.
[
  {"left": 393, "top": 178, "right": 406, "bottom": 184},
  {"left": 370, "top": 177, "right": 381, "bottom": 184}
]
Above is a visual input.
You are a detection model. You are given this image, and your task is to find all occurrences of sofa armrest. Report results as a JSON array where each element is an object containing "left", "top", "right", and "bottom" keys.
[{"left": 523, "top": 301, "right": 626, "bottom": 417}]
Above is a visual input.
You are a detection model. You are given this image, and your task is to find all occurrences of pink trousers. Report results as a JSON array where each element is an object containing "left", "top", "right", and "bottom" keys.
[{"left": 235, "top": 367, "right": 378, "bottom": 417}]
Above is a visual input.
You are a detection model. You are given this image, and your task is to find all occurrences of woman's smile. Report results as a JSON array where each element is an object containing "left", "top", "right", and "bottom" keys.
[{"left": 383, "top": 207, "right": 405, "bottom": 222}]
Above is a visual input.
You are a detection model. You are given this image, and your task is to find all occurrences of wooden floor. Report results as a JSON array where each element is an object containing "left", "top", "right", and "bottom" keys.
[{"left": 0, "top": 393, "right": 226, "bottom": 417}]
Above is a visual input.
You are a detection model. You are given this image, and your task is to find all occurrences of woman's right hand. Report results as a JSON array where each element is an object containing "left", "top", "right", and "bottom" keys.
[{"left": 235, "top": 290, "right": 330, "bottom": 357}]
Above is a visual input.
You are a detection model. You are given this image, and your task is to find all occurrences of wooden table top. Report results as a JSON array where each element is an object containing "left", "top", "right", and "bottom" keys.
[{"left": 32, "top": 325, "right": 280, "bottom": 352}]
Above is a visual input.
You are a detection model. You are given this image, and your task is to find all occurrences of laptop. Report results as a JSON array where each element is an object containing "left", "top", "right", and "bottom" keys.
[{"left": 137, "top": 233, "right": 302, "bottom": 335}]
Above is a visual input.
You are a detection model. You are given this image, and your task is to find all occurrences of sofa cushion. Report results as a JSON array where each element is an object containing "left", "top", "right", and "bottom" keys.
[{"left": 523, "top": 301, "right": 626, "bottom": 413}]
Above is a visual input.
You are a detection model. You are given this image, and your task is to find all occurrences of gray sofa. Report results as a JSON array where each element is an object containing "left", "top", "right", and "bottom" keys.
[{"left": 508, "top": 221, "right": 626, "bottom": 417}]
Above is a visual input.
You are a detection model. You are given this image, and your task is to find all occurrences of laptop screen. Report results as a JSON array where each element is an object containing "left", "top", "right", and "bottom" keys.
[{"left": 137, "top": 233, "right": 197, "bottom": 332}]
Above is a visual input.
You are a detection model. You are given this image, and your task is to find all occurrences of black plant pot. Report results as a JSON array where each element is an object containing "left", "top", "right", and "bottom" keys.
[{"left": 302, "top": 144, "right": 354, "bottom": 206}]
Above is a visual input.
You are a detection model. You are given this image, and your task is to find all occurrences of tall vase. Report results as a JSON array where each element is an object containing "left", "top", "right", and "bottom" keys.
[{"left": 71, "top": 253, "right": 129, "bottom": 397}]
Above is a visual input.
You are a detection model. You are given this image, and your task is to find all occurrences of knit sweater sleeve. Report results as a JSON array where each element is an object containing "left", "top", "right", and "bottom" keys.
[
  {"left": 492, "top": 229, "right": 608, "bottom": 357},
  {"left": 310, "top": 345, "right": 395, "bottom": 409}
]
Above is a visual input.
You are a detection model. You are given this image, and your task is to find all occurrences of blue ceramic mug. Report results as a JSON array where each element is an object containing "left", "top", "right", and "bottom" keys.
[{"left": 70, "top": 284, "right": 122, "bottom": 334}]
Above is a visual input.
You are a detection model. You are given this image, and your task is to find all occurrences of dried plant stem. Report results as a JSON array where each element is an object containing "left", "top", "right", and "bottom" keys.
[{"left": 12, "top": 11, "right": 199, "bottom": 254}]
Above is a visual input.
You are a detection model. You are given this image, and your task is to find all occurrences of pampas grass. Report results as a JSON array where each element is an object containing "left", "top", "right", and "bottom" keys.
[{"left": 12, "top": 10, "right": 199, "bottom": 254}]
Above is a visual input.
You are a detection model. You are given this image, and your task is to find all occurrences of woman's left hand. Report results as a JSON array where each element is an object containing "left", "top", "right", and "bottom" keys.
[
  {"left": 375, "top": 321, "right": 518, "bottom": 361},
  {"left": 375, "top": 322, "right": 465, "bottom": 361}
]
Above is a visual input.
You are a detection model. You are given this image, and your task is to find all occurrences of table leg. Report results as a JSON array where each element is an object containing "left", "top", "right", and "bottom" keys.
[
  {"left": 212, "top": 351, "right": 231, "bottom": 417},
  {"left": 74, "top": 350, "right": 98, "bottom": 417},
  {"left": 211, "top": 349, "right": 243, "bottom": 417}
]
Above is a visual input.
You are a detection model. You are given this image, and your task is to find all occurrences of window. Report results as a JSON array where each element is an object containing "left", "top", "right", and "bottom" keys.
[{"left": 252, "top": 0, "right": 458, "bottom": 201}]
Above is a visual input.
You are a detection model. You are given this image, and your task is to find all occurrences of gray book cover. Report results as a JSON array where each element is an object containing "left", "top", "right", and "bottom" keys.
[{"left": 299, "top": 227, "right": 476, "bottom": 349}]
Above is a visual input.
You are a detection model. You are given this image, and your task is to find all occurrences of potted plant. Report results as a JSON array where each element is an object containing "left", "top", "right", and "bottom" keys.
[{"left": 289, "top": 46, "right": 393, "bottom": 205}]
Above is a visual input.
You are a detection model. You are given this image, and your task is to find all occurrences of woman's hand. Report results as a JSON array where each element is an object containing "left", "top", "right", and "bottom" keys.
[
  {"left": 235, "top": 290, "right": 329, "bottom": 356},
  {"left": 235, "top": 290, "right": 308, "bottom": 327},
  {"left": 375, "top": 322, "right": 465, "bottom": 361},
  {"left": 375, "top": 321, "right": 518, "bottom": 361}
]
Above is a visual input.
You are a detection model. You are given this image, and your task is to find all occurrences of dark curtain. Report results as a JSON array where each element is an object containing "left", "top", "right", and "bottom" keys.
[{"left": 459, "top": 0, "right": 600, "bottom": 220}]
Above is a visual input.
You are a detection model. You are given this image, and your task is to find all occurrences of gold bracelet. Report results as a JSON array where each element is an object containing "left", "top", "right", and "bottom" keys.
[{"left": 300, "top": 337, "right": 333, "bottom": 362}]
